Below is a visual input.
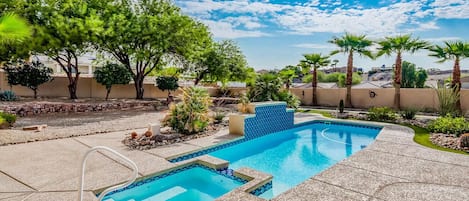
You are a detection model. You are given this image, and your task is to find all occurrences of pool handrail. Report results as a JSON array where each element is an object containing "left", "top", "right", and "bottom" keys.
[{"left": 78, "top": 146, "right": 139, "bottom": 201}]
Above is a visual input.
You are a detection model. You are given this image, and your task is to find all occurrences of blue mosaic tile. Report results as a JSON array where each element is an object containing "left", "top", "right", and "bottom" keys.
[
  {"left": 97, "top": 164, "right": 248, "bottom": 198},
  {"left": 250, "top": 181, "right": 273, "bottom": 196}
]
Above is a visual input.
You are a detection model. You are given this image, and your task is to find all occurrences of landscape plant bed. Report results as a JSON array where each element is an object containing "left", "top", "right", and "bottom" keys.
[
  {"left": 122, "top": 121, "right": 229, "bottom": 150},
  {"left": 0, "top": 98, "right": 160, "bottom": 116},
  {"left": 430, "top": 133, "right": 469, "bottom": 153}
]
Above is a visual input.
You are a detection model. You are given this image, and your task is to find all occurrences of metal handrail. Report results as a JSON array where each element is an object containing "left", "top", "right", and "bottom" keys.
[{"left": 78, "top": 146, "right": 139, "bottom": 201}]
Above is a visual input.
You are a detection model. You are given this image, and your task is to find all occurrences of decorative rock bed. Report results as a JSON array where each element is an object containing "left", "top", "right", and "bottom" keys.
[
  {"left": 0, "top": 100, "right": 157, "bottom": 116},
  {"left": 123, "top": 121, "right": 229, "bottom": 150},
  {"left": 430, "top": 133, "right": 469, "bottom": 152}
]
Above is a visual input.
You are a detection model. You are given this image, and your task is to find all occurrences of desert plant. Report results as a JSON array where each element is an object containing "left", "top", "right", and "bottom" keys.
[
  {"left": 400, "top": 108, "right": 417, "bottom": 120},
  {"left": 435, "top": 85, "right": 460, "bottom": 116},
  {"left": 213, "top": 111, "right": 225, "bottom": 124},
  {"left": 459, "top": 133, "right": 469, "bottom": 148},
  {"left": 368, "top": 107, "right": 396, "bottom": 122},
  {"left": 163, "top": 87, "right": 212, "bottom": 134},
  {"left": 238, "top": 93, "right": 250, "bottom": 113},
  {"left": 0, "top": 90, "right": 17, "bottom": 101},
  {"left": 0, "top": 112, "right": 16, "bottom": 125},
  {"left": 427, "top": 114, "right": 468, "bottom": 137},
  {"left": 339, "top": 99, "right": 344, "bottom": 113}
]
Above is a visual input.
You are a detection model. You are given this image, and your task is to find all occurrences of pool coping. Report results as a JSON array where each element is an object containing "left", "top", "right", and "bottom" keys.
[
  {"left": 161, "top": 118, "right": 469, "bottom": 201},
  {"left": 1, "top": 114, "right": 468, "bottom": 201},
  {"left": 95, "top": 155, "right": 273, "bottom": 200}
]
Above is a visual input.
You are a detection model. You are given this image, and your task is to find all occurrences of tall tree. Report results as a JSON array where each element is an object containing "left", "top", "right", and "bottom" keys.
[
  {"left": 329, "top": 33, "right": 373, "bottom": 107},
  {"left": 96, "top": 0, "right": 211, "bottom": 99},
  {"left": 300, "top": 53, "right": 330, "bottom": 106},
  {"left": 377, "top": 34, "right": 428, "bottom": 110},
  {"left": 428, "top": 41, "right": 469, "bottom": 112},
  {"left": 192, "top": 40, "right": 249, "bottom": 86},
  {"left": 20, "top": 0, "right": 102, "bottom": 99}
]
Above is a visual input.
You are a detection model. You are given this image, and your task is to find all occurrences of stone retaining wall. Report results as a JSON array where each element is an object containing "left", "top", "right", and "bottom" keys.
[{"left": 0, "top": 101, "right": 156, "bottom": 116}]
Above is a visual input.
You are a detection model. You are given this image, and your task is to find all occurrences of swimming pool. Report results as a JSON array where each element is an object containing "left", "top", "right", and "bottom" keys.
[
  {"left": 101, "top": 165, "right": 246, "bottom": 201},
  {"left": 209, "top": 122, "right": 381, "bottom": 199}
]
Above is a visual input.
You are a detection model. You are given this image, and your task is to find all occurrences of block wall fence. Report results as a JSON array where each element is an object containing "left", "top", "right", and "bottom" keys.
[{"left": 1, "top": 71, "right": 468, "bottom": 113}]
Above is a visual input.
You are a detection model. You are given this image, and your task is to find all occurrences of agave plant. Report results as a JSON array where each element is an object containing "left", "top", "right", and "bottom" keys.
[{"left": 163, "top": 87, "right": 212, "bottom": 134}]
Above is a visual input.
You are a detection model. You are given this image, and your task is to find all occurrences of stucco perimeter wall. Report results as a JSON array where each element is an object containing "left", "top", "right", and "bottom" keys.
[
  {"left": 1, "top": 71, "right": 468, "bottom": 113},
  {"left": 0, "top": 71, "right": 246, "bottom": 99},
  {"left": 291, "top": 87, "right": 468, "bottom": 113}
]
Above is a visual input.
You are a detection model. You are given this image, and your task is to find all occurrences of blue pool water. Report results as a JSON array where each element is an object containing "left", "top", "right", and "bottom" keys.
[
  {"left": 209, "top": 122, "right": 381, "bottom": 199},
  {"left": 102, "top": 165, "right": 244, "bottom": 201}
]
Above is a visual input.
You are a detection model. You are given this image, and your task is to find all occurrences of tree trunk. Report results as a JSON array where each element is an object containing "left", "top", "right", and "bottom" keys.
[
  {"left": 286, "top": 80, "right": 290, "bottom": 91},
  {"left": 68, "top": 77, "right": 78, "bottom": 99},
  {"left": 312, "top": 67, "right": 318, "bottom": 106},
  {"left": 394, "top": 52, "right": 402, "bottom": 110},
  {"left": 194, "top": 71, "right": 206, "bottom": 86},
  {"left": 105, "top": 88, "right": 111, "bottom": 100},
  {"left": 134, "top": 73, "right": 144, "bottom": 99},
  {"left": 452, "top": 57, "right": 461, "bottom": 112},
  {"left": 33, "top": 89, "right": 37, "bottom": 99},
  {"left": 345, "top": 50, "right": 353, "bottom": 107}
]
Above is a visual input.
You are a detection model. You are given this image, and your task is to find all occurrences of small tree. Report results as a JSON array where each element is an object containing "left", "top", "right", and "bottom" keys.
[
  {"left": 3, "top": 60, "right": 53, "bottom": 99},
  {"left": 94, "top": 63, "right": 132, "bottom": 100},
  {"left": 156, "top": 76, "right": 179, "bottom": 103}
]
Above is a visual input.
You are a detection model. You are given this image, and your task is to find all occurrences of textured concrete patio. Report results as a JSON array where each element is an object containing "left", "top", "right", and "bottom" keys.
[{"left": 0, "top": 113, "right": 467, "bottom": 201}]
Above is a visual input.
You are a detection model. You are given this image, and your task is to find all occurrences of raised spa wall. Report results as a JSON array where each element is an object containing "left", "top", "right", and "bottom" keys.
[{"left": 229, "top": 102, "right": 295, "bottom": 139}]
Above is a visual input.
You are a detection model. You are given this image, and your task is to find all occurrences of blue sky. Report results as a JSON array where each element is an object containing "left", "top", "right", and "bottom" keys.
[{"left": 175, "top": 0, "right": 469, "bottom": 71}]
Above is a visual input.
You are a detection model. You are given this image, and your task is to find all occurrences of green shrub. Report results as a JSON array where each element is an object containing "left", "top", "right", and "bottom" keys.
[
  {"left": 248, "top": 73, "right": 300, "bottom": 108},
  {"left": 277, "top": 91, "right": 300, "bottom": 109},
  {"left": 163, "top": 87, "right": 212, "bottom": 134},
  {"left": 400, "top": 108, "right": 417, "bottom": 120},
  {"left": 427, "top": 114, "right": 468, "bottom": 137},
  {"left": 0, "top": 112, "right": 17, "bottom": 124},
  {"left": 0, "top": 91, "right": 17, "bottom": 101},
  {"left": 368, "top": 107, "right": 396, "bottom": 122}
]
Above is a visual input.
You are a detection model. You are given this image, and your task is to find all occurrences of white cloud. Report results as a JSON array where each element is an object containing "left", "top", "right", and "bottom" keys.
[
  {"left": 201, "top": 20, "right": 270, "bottom": 39},
  {"left": 276, "top": 1, "right": 434, "bottom": 36},
  {"left": 224, "top": 16, "right": 264, "bottom": 29},
  {"left": 176, "top": 0, "right": 469, "bottom": 38},
  {"left": 432, "top": 2, "right": 469, "bottom": 19}
]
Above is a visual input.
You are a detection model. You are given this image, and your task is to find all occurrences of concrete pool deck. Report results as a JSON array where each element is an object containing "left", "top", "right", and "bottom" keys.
[{"left": 0, "top": 113, "right": 468, "bottom": 201}]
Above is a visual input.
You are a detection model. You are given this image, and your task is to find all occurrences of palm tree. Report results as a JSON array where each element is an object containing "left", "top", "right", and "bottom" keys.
[
  {"left": 0, "top": 13, "right": 31, "bottom": 44},
  {"left": 301, "top": 53, "right": 330, "bottom": 106},
  {"left": 377, "top": 34, "right": 428, "bottom": 110},
  {"left": 428, "top": 41, "right": 469, "bottom": 112},
  {"left": 329, "top": 33, "right": 373, "bottom": 107},
  {"left": 279, "top": 65, "right": 300, "bottom": 90}
]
